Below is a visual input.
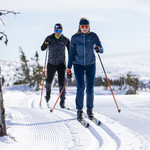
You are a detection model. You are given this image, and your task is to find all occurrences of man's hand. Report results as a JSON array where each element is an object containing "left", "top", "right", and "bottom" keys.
[{"left": 67, "top": 69, "right": 72, "bottom": 80}]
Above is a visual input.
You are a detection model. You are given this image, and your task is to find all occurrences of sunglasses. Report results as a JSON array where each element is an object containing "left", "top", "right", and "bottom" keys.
[
  {"left": 80, "top": 25, "right": 89, "bottom": 29},
  {"left": 55, "top": 29, "right": 62, "bottom": 33}
]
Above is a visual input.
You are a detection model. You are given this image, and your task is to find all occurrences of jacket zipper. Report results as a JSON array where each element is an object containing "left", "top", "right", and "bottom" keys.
[{"left": 83, "top": 34, "right": 85, "bottom": 66}]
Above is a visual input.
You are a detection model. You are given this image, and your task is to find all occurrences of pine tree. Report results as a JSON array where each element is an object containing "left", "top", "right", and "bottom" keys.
[
  {"left": 125, "top": 72, "right": 140, "bottom": 94},
  {"left": 19, "top": 47, "right": 31, "bottom": 85},
  {"left": 31, "top": 51, "right": 43, "bottom": 91}
]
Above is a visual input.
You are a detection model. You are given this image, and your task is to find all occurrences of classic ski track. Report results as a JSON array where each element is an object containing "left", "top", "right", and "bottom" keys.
[
  {"left": 56, "top": 108, "right": 122, "bottom": 150},
  {"left": 83, "top": 114, "right": 121, "bottom": 150},
  {"left": 55, "top": 108, "right": 103, "bottom": 150}
]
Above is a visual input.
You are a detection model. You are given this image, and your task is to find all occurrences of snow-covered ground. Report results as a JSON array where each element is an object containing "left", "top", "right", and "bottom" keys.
[{"left": 0, "top": 85, "right": 150, "bottom": 150}]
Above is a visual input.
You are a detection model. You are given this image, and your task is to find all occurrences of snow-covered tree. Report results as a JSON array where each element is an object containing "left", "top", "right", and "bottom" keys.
[
  {"left": 0, "top": 67, "right": 6, "bottom": 136},
  {"left": 0, "top": 10, "right": 19, "bottom": 136}
]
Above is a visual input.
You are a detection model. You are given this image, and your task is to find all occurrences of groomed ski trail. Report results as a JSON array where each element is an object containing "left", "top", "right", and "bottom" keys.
[{"left": 3, "top": 90, "right": 150, "bottom": 150}]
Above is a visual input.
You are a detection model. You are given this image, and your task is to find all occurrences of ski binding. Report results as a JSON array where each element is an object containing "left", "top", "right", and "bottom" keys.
[
  {"left": 78, "top": 119, "right": 89, "bottom": 128},
  {"left": 90, "top": 117, "right": 101, "bottom": 125}
]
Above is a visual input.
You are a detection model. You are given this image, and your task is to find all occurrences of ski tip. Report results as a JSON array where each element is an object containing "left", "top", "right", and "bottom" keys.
[{"left": 118, "top": 109, "right": 121, "bottom": 113}]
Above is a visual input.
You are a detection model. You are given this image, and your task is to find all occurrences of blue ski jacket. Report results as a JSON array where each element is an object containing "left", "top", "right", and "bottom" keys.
[{"left": 67, "top": 32, "right": 103, "bottom": 69}]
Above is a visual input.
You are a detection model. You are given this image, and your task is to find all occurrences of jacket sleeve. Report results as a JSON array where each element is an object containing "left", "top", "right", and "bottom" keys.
[
  {"left": 66, "top": 38, "right": 70, "bottom": 56},
  {"left": 67, "top": 36, "right": 75, "bottom": 69},
  {"left": 41, "top": 36, "right": 50, "bottom": 51},
  {"left": 94, "top": 33, "right": 104, "bottom": 53}
]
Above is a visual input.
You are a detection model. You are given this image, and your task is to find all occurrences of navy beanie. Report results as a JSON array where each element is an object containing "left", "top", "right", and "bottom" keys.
[{"left": 79, "top": 19, "right": 89, "bottom": 25}]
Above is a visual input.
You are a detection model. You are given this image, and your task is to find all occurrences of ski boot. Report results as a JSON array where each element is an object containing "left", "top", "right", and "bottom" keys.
[
  {"left": 87, "top": 108, "right": 94, "bottom": 120},
  {"left": 60, "top": 100, "right": 66, "bottom": 109},
  {"left": 45, "top": 95, "right": 50, "bottom": 108},
  {"left": 77, "top": 109, "right": 83, "bottom": 121}
]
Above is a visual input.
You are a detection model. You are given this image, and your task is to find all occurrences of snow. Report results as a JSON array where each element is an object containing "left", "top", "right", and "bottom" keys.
[
  {"left": 0, "top": 85, "right": 150, "bottom": 150},
  {"left": 0, "top": 51, "right": 150, "bottom": 149}
]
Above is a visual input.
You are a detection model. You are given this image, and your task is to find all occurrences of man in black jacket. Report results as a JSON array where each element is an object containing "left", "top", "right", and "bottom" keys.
[{"left": 41, "top": 23, "right": 70, "bottom": 108}]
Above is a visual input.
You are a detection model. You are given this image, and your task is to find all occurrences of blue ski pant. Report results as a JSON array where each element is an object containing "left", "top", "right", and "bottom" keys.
[{"left": 73, "top": 63, "right": 96, "bottom": 109}]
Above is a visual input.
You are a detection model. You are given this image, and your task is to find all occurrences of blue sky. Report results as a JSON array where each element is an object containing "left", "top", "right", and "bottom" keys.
[{"left": 1, "top": 0, "right": 150, "bottom": 63}]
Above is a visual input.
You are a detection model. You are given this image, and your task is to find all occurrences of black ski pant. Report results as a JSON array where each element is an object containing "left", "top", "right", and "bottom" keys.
[{"left": 46, "top": 63, "right": 66, "bottom": 101}]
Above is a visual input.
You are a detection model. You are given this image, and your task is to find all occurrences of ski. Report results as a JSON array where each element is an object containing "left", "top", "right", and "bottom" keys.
[
  {"left": 78, "top": 119, "right": 89, "bottom": 128},
  {"left": 89, "top": 117, "right": 101, "bottom": 125},
  {"left": 61, "top": 107, "right": 70, "bottom": 110},
  {"left": 50, "top": 107, "right": 70, "bottom": 113}
]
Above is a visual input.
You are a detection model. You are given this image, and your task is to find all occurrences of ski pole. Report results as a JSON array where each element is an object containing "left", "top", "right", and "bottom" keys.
[
  {"left": 40, "top": 48, "right": 48, "bottom": 107},
  {"left": 97, "top": 53, "right": 121, "bottom": 113},
  {"left": 50, "top": 80, "right": 68, "bottom": 112},
  {"left": 65, "top": 80, "right": 68, "bottom": 94}
]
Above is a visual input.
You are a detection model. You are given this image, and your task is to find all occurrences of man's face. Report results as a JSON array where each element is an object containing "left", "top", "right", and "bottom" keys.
[{"left": 55, "top": 29, "right": 62, "bottom": 37}]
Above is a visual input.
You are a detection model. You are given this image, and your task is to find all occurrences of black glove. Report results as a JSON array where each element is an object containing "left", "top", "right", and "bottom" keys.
[
  {"left": 94, "top": 46, "right": 100, "bottom": 53},
  {"left": 67, "top": 69, "right": 72, "bottom": 79}
]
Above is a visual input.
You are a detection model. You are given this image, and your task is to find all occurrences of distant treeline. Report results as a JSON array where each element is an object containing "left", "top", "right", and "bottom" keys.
[
  {"left": 67, "top": 72, "right": 150, "bottom": 95},
  {"left": 1, "top": 48, "right": 150, "bottom": 94}
]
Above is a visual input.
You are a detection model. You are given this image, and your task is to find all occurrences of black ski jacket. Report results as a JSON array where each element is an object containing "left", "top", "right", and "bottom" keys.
[{"left": 41, "top": 33, "right": 70, "bottom": 65}]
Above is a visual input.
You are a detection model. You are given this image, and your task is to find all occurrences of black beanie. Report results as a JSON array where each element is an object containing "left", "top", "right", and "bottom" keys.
[{"left": 54, "top": 23, "right": 63, "bottom": 30}]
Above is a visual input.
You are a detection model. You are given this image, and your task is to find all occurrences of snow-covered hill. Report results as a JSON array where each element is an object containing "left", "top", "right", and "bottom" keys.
[
  {"left": 0, "top": 60, "right": 37, "bottom": 86},
  {"left": 1, "top": 51, "right": 150, "bottom": 87},
  {"left": 0, "top": 60, "right": 22, "bottom": 86},
  {"left": 96, "top": 51, "right": 150, "bottom": 81},
  {"left": 0, "top": 85, "right": 150, "bottom": 150}
]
